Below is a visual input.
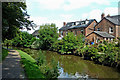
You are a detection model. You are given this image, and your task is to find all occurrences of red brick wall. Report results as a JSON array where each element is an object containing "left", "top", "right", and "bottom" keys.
[
  {"left": 95, "top": 18, "right": 117, "bottom": 38},
  {"left": 85, "top": 21, "right": 97, "bottom": 36},
  {"left": 86, "top": 33, "right": 104, "bottom": 43}
]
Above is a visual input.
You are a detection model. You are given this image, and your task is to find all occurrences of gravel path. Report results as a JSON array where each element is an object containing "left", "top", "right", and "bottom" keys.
[{"left": 2, "top": 49, "right": 26, "bottom": 79}]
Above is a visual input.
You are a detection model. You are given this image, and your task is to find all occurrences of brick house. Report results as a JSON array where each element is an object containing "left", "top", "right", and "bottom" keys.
[
  {"left": 59, "top": 19, "right": 97, "bottom": 38},
  {"left": 95, "top": 14, "right": 120, "bottom": 39},
  {"left": 86, "top": 14, "right": 120, "bottom": 43},
  {"left": 86, "top": 31, "right": 115, "bottom": 43}
]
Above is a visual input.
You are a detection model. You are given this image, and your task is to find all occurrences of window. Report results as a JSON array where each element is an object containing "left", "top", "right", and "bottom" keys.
[
  {"left": 81, "top": 29, "right": 84, "bottom": 34},
  {"left": 109, "top": 27, "right": 113, "bottom": 33},
  {"left": 81, "top": 22, "right": 85, "bottom": 25},
  {"left": 76, "top": 22, "right": 79, "bottom": 25},
  {"left": 97, "top": 28, "right": 100, "bottom": 31},
  {"left": 75, "top": 30, "right": 77, "bottom": 36}
]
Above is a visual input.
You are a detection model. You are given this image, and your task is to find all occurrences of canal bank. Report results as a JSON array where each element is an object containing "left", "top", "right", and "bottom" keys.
[{"left": 9, "top": 46, "right": 120, "bottom": 79}]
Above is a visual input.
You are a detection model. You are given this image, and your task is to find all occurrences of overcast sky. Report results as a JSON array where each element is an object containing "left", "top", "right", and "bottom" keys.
[{"left": 24, "top": 0, "right": 119, "bottom": 34}]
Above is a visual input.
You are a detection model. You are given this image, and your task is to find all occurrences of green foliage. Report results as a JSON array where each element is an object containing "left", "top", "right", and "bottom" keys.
[
  {"left": 2, "top": 2, "right": 34, "bottom": 41},
  {"left": 18, "top": 50, "right": 59, "bottom": 79},
  {"left": 31, "top": 39, "right": 43, "bottom": 49},
  {"left": 2, "top": 48, "right": 8, "bottom": 61},
  {"left": 18, "top": 50, "right": 45, "bottom": 79},
  {"left": 3, "top": 39, "right": 13, "bottom": 46},
  {"left": 36, "top": 50, "right": 59, "bottom": 78},
  {"left": 87, "top": 47, "right": 98, "bottom": 60},
  {"left": 18, "top": 50, "right": 36, "bottom": 62},
  {"left": 12, "top": 32, "right": 36, "bottom": 47},
  {"left": 97, "top": 44, "right": 108, "bottom": 52},
  {"left": 51, "top": 32, "right": 85, "bottom": 54},
  {"left": 39, "top": 24, "right": 58, "bottom": 49}
]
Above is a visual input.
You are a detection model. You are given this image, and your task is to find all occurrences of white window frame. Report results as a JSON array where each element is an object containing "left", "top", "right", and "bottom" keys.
[
  {"left": 109, "top": 27, "right": 113, "bottom": 33},
  {"left": 61, "top": 31, "right": 63, "bottom": 37},
  {"left": 97, "top": 28, "right": 100, "bottom": 31},
  {"left": 81, "top": 29, "right": 84, "bottom": 34}
]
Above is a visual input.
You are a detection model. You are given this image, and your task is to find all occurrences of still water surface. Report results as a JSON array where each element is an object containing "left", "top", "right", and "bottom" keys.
[{"left": 9, "top": 47, "right": 120, "bottom": 78}]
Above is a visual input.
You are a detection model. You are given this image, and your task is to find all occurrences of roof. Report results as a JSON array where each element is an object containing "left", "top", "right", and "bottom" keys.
[
  {"left": 32, "top": 30, "right": 39, "bottom": 36},
  {"left": 59, "top": 19, "right": 96, "bottom": 31},
  {"left": 59, "top": 22, "right": 75, "bottom": 30},
  {"left": 69, "top": 19, "right": 95, "bottom": 29},
  {"left": 105, "top": 15, "right": 120, "bottom": 25},
  {"left": 93, "top": 31, "right": 115, "bottom": 38}
]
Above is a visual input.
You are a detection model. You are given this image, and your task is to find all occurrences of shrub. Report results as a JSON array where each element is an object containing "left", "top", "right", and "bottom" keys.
[
  {"left": 87, "top": 47, "right": 98, "bottom": 60},
  {"left": 52, "top": 32, "right": 85, "bottom": 54},
  {"left": 98, "top": 44, "right": 108, "bottom": 52}
]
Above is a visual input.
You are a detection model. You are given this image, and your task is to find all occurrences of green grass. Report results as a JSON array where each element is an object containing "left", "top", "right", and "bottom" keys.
[
  {"left": 17, "top": 50, "right": 36, "bottom": 63},
  {"left": 17, "top": 50, "right": 45, "bottom": 79},
  {"left": 2, "top": 48, "right": 8, "bottom": 61}
]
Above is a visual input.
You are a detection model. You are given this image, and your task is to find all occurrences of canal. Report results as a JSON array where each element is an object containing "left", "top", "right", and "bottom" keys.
[{"left": 8, "top": 47, "right": 120, "bottom": 78}]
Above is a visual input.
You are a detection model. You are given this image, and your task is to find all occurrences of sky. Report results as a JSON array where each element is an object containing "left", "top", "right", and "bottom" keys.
[{"left": 24, "top": 0, "right": 120, "bottom": 34}]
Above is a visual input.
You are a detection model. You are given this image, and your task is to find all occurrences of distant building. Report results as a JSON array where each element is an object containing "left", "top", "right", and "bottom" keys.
[
  {"left": 59, "top": 19, "right": 97, "bottom": 37},
  {"left": 95, "top": 14, "right": 120, "bottom": 39},
  {"left": 87, "top": 14, "right": 120, "bottom": 43},
  {"left": 59, "top": 13, "right": 120, "bottom": 43},
  {"left": 32, "top": 30, "right": 39, "bottom": 39}
]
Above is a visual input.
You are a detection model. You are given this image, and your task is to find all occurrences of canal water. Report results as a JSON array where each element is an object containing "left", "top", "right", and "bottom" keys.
[{"left": 6, "top": 47, "right": 120, "bottom": 78}]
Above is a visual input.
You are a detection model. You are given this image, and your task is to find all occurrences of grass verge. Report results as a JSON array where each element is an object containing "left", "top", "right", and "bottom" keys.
[
  {"left": 2, "top": 48, "right": 8, "bottom": 61},
  {"left": 17, "top": 50, "right": 45, "bottom": 79}
]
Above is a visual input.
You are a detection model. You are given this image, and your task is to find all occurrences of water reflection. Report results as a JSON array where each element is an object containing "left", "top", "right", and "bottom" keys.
[{"left": 5, "top": 46, "right": 120, "bottom": 78}]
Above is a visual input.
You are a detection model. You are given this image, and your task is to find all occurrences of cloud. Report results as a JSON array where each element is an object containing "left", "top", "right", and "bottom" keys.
[
  {"left": 63, "top": 0, "right": 110, "bottom": 11},
  {"left": 104, "top": 7, "right": 118, "bottom": 16},
  {"left": 33, "top": 0, "right": 64, "bottom": 10},
  {"left": 82, "top": 7, "right": 118, "bottom": 21},
  {"left": 60, "top": 14, "right": 73, "bottom": 20},
  {"left": 28, "top": 0, "right": 110, "bottom": 10}
]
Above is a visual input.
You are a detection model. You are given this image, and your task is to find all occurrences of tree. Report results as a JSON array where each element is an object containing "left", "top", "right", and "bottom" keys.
[
  {"left": 2, "top": 2, "right": 34, "bottom": 41},
  {"left": 39, "top": 24, "right": 58, "bottom": 49},
  {"left": 12, "top": 32, "right": 36, "bottom": 47},
  {"left": 52, "top": 32, "right": 85, "bottom": 54}
]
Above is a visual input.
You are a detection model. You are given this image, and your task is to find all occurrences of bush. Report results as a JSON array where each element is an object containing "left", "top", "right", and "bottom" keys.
[
  {"left": 51, "top": 32, "right": 85, "bottom": 54},
  {"left": 87, "top": 47, "right": 98, "bottom": 60},
  {"left": 97, "top": 44, "right": 108, "bottom": 52}
]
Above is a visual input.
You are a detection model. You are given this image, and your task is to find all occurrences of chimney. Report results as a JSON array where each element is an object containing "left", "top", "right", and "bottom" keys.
[
  {"left": 107, "top": 14, "right": 110, "bottom": 17},
  {"left": 63, "top": 22, "right": 66, "bottom": 26},
  {"left": 101, "top": 13, "right": 105, "bottom": 19}
]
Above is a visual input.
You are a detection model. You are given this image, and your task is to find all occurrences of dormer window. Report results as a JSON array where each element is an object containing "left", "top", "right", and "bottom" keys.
[
  {"left": 109, "top": 27, "right": 113, "bottom": 33},
  {"left": 97, "top": 28, "right": 100, "bottom": 31},
  {"left": 86, "top": 21, "right": 89, "bottom": 24},
  {"left": 76, "top": 22, "right": 79, "bottom": 25},
  {"left": 81, "top": 22, "right": 85, "bottom": 25}
]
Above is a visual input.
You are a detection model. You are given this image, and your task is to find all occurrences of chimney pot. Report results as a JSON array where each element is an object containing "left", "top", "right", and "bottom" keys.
[
  {"left": 63, "top": 22, "right": 66, "bottom": 26},
  {"left": 101, "top": 13, "right": 105, "bottom": 19},
  {"left": 107, "top": 14, "right": 110, "bottom": 17}
]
